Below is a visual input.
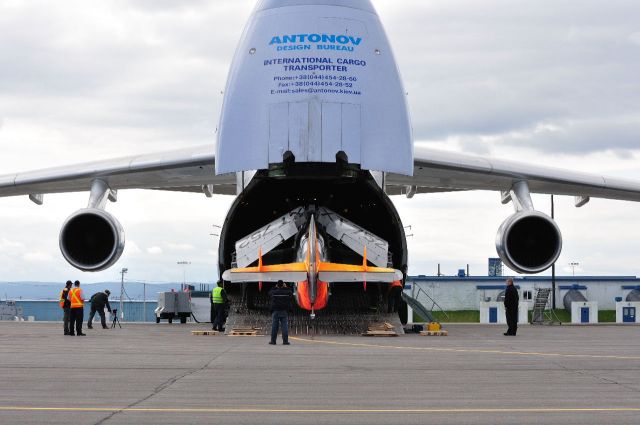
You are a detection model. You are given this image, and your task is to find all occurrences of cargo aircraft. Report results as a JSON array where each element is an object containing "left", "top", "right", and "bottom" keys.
[{"left": 2, "top": 0, "right": 640, "bottom": 318}]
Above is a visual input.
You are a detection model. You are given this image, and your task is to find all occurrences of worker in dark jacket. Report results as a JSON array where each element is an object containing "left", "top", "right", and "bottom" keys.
[
  {"left": 59, "top": 280, "right": 72, "bottom": 335},
  {"left": 211, "top": 281, "right": 229, "bottom": 332},
  {"left": 88, "top": 290, "right": 112, "bottom": 329},
  {"left": 503, "top": 278, "right": 519, "bottom": 336},
  {"left": 269, "top": 280, "right": 294, "bottom": 345},
  {"left": 387, "top": 280, "right": 403, "bottom": 313}
]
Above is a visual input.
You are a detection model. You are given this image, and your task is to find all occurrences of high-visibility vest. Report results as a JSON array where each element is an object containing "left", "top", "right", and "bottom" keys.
[
  {"left": 390, "top": 280, "right": 403, "bottom": 288},
  {"left": 211, "top": 287, "right": 224, "bottom": 304},
  {"left": 69, "top": 287, "right": 84, "bottom": 308},
  {"left": 59, "top": 288, "right": 69, "bottom": 309}
]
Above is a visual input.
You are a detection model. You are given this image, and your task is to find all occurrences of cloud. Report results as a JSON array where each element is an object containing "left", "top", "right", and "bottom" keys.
[
  {"left": 0, "top": 238, "right": 25, "bottom": 251},
  {"left": 22, "top": 251, "right": 53, "bottom": 263},
  {"left": 164, "top": 242, "right": 195, "bottom": 252},
  {"left": 497, "top": 117, "right": 640, "bottom": 154},
  {"left": 126, "top": 241, "right": 142, "bottom": 254}
]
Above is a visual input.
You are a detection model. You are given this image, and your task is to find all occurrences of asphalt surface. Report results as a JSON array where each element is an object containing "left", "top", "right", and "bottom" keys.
[{"left": 0, "top": 322, "right": 639, "bottom": 424}]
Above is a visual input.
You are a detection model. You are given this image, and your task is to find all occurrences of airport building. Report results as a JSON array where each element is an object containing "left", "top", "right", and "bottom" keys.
[
  {"left": 406, "top": 275, "right": 640, "bottom": 310},
  {"left": 406, "top": 274, "right": 640, "bottom": 323}
]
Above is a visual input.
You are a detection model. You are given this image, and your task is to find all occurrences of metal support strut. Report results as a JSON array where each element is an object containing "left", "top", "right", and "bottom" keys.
[
  {"left": 504, "top": 180, "right": 534, "bottom": 212},
  {"left": 87, "top": 179, "right": 117, "bottom": 210}
]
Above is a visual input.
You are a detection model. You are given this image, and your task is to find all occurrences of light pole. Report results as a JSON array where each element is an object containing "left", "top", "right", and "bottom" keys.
[
  {"left": 569, "top": 262, "right": 580, "bottom": 277},
  {"left": 119, "top": 268, "right": 128, "bottom": 320},
  {"left": 177, "top": 261, "right": 191, "bottom": 289},
  {"left": 551, "top": 195, "right": 556, "bottom": 309}
]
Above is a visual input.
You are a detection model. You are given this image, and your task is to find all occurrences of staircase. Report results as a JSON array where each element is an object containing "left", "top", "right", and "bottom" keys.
[{"left": 531, "top": 288, "right": 561, "bottom": 325}]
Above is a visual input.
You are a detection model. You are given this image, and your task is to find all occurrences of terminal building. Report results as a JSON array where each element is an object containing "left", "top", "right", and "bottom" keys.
[{"left": 406, "top": 273, "right": 640, "bottom": 324}]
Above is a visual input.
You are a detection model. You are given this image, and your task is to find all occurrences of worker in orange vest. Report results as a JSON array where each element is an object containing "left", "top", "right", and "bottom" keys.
[
  {"left": 59, "top": 280, "right": 73, "bottom": 335},
  {"left": 68, "top": 280, "right": 86, "bottom": 336},
  {"left": 387, "top": 280, "right": 403, "bottom": 314}
]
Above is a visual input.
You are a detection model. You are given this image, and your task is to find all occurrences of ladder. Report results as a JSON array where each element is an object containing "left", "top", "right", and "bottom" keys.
[{"left": 531, "top": 288, "right": 562, "bottom": 325}]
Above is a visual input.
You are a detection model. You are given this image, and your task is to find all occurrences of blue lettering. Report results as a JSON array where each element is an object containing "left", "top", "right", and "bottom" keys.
[
  {"left": 271, "top": 33, "right": 363, "bottom": 47},
  {"left": 322, "top": 34, "right": 336, "bottom": 43},
  {"left": 282, "top": 35, "right": 297, "bottom": 44}
]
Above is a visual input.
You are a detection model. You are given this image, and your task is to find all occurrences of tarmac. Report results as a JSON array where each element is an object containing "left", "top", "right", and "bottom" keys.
[{"left": 0, "top": 322, "right": 639, "bottom": 425}]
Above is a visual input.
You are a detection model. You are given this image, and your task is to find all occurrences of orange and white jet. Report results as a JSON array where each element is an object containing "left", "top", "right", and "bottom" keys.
[{"left": 223, "top": 213, "right": 402, "bottom": 316}]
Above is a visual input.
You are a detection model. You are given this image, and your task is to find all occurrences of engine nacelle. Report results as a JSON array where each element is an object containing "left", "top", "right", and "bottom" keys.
[
  {"left": 59, "top": 208, "right": 125, "bottom": 272},
  {"left": 495, "top": 211, "right": 562, "bottom": 274}
]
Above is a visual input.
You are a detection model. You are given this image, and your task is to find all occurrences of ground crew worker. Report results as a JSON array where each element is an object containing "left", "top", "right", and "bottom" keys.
[
  {"left": 88, "top": 289, "right": 112, "bottom": 329},
  {"left": 68, "top": 280, "right": 86, "bottom": 336},
  {"left": 210, "top": 280, "right": 228, "bottom": 332},
  {"left": 59, "top": 280, "right": 72, "bottom": 335},
  {"left": 504, "top": 278, "right": 519, "bottom": 336},
  {"left": 269, "top": 280, "right": 293, "bottom": 345},
  {"left": 388, "top": 280, "right": 404, "bottom": 313}
]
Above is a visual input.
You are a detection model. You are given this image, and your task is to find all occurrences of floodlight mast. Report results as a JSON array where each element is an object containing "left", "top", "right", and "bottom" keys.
[{"left": 120, "top": 267, "right": 128, "bottom": 319}]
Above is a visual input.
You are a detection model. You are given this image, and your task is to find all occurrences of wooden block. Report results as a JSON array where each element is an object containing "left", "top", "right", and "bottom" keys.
[
  {"left": 229, "top": 331, "right": 260, "bottom": 336},
  {"left": 419, "top": 330, "right": 448, "bottom": 336},
  {"left": 362, "top": 330, "right": 398, "bottom": 337},
  {"left": 192, "top": 330, "right": 220, "bottom": 336}
]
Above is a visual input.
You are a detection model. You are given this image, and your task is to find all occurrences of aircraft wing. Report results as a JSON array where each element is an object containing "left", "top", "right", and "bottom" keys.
[
  {"left": 0, "top": 145, "right": 236, "bottom": 198},
  {"left": 385, "top": 146, "right": 640, "bottom": 202},
  {"left": 222, "top": 262, "right": 308, "bottom": 283}
]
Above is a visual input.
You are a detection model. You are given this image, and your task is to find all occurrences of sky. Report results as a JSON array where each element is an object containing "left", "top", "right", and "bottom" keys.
[{"left": 1, "top": 0, "right": 640, "bottom": 284}]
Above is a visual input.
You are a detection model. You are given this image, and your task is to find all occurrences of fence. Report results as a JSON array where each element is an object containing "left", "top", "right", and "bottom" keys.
[{"left": 15, "top": 300, "right": 158, "bottom": 322}]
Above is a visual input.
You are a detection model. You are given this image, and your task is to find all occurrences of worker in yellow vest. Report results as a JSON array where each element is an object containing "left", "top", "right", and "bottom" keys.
[
  {"left": 59, "top": 280, "right": 72, "bottom": 335},
  {"left": 210, "top": 280, "right": 229, "bottom": 332},
  {"left": 68, "top": 280, "right": 86, "bottom": 336}
]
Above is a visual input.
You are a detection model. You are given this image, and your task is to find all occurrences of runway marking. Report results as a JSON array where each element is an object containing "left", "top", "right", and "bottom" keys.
[
  {"left": 289, "top": 337, "right": 640, "bottom": 360},
  {"left": 0, "top": 406, "right": 639, "bottom": 414}
]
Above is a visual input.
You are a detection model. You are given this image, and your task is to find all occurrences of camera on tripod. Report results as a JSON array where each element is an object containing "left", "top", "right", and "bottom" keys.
[{"left": 111, "top": 309, "right": 121, "bottom": 328}]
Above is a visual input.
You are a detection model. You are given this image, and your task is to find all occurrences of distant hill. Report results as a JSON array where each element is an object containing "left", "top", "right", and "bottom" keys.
[{"left": 0, "top": 281, "right": 215, "bottom": 301}]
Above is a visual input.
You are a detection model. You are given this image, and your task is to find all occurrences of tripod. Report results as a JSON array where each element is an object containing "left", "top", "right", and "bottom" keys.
[{"left": 111, "top": 309, "right": 122, "bottom": 328}]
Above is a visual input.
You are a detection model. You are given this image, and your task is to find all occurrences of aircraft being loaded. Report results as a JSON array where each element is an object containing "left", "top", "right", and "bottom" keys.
[{"left": 2, "top": 0, "right": 640, "bottom": 320}]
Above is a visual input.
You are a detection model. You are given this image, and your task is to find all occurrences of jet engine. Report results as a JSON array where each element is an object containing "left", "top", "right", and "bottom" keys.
[
  {"left": 59, "top": 208, "right": 125, "bottom": 272},
  {"left": 495, "top": 210, "right": 562, "bottom": 274}
]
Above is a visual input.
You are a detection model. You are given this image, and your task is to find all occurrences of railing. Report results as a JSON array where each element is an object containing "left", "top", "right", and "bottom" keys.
[{"left": 411, "top": 285, "right": 450, "bottom": 321}]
